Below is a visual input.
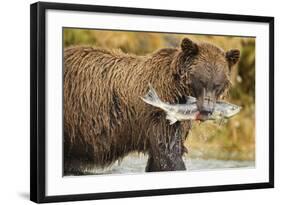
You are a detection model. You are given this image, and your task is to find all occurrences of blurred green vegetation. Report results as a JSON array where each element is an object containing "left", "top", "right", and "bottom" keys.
[{"left": 64, "top": 28, "right": 255, "bottom": 161}]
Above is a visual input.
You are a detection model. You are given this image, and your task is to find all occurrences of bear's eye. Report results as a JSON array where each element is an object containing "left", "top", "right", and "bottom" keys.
[
  {"left": 215, "top": 83, "right": 225, "bottom": 95},
  {"left": 199, "top": 79, "right": 206, "bottom": 87},
  {"left": 214, "top": 84, "right": 221, "bottom": 89}
]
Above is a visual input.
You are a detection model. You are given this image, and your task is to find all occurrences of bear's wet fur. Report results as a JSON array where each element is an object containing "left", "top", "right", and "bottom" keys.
[{"left": 63, "top": 38, "right": 240, "bottom": 174}]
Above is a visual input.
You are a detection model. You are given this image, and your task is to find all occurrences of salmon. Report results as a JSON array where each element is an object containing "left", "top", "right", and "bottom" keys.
[{"left": 141, "top": 84, "right": 241, "bottom": 125}]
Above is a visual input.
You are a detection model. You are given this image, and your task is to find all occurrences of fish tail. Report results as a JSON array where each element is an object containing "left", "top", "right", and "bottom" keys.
[{"left": 141, "top": 83, "right": 162, "bottom": 107}]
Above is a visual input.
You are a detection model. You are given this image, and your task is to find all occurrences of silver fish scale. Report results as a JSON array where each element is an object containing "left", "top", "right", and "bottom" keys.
[{"left": 141, "top": 85, "right": 241, "bottom": 124}]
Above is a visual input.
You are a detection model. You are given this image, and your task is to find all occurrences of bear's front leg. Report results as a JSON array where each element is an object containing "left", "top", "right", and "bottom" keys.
[{"left": 145, "top": 123, "right": 186, "bottom": 172}]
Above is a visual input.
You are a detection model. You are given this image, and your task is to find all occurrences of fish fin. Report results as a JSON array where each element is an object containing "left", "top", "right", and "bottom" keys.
[
  {"left": 185, "top": 96, "right": 197, "bottom": 103},
  {"left": 141, "top": 83, "right": 162, "bottom": 106},
  {"left": 166, "top": 114, "right": 178, "bottom": 125}
]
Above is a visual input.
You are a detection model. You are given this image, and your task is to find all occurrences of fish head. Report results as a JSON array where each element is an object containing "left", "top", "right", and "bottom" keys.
[
  {"left": 222, "top": 103, "right": 242, "bottom": 118},
  {"left": 209, "top": 102, "right": 241, "bottom": 120}
]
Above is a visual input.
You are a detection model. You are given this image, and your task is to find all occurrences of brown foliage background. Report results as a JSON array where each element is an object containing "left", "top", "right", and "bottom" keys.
[{"left": 64, "top": 28, "right": 255, "bottom": 161}]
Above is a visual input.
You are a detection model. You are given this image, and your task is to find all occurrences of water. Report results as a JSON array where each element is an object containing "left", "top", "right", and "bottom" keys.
[{"left": 85, "top": 154, "right": 255, "bottom": 175}]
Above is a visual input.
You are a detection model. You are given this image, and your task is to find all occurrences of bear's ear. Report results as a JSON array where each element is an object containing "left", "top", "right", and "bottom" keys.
[
  {"left": 181, "top": 38, "right": 198, "bottom": 55},
  {"left": 225, "top": 49, "right": 240, "bottom": 67}
]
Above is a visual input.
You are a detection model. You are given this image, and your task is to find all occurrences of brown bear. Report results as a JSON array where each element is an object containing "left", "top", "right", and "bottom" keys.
[{"left": 63, "top": 38, "right": 240, "bottom": 174}]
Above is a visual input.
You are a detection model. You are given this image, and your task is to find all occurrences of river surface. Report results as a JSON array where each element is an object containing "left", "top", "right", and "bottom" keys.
[{"left": 84, "top": 154, "right": 255, "bottom": 175}]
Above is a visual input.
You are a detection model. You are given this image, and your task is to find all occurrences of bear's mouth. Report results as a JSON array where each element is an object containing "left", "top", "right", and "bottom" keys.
[
  {"left": 199, "top": 110, "right": 213, "bottom": 116},
  {"left": 195, "top": 110, "right": 214, "bottom": 121},
  {"left": 176, "top": 94, "right": 214, "bottom": 117}
]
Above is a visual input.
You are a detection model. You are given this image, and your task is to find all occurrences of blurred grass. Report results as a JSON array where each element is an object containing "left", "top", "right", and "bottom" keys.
[{"left": 64, "top": 28, "right": 255, "bottom": 161}]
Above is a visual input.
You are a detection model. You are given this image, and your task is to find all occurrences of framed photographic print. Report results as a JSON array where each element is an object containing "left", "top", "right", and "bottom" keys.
[{"left": 30, "top": 1, "right": 274, "bottom": 203}]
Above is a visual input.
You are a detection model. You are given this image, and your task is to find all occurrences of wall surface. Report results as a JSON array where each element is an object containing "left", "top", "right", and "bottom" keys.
[{"left": 0, "top": 0, "right": 279, "bottom": 204}]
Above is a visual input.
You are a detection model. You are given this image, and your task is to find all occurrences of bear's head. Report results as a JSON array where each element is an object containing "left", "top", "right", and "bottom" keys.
[{"left": 176, "top": 37, "right": 240, "bottom": 116}]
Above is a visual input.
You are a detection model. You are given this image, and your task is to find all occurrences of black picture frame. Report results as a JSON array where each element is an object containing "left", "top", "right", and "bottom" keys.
[{"left": 30, "top": 1, "right": 274, "bottom": 203}]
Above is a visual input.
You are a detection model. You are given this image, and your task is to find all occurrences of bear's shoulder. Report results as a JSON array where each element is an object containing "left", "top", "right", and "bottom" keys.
[{"left": 153, "top": 48, "right": 178, "bottom": 57}]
